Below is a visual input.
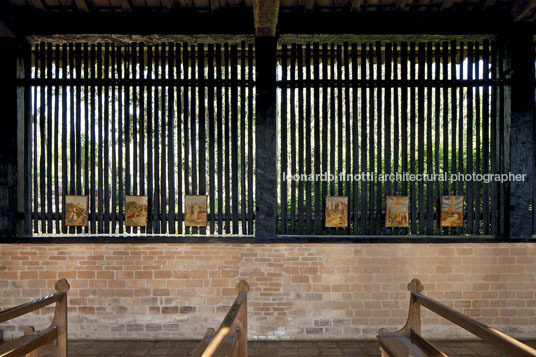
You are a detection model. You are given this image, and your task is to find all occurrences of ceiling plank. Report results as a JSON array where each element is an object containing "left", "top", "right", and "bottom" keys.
[
  {"left": 28, "top": 0, "right": 47, "bottom": 10},
  {"left": 511, "top": 0, "right": 536, "bottom": 21},
  {"left": 253, "top": 0, "right": 280, "bottom": 36},
  {"left": 440, "top": 0, "right": 454, "bottom": 10},
  {"left": 351, "top": 0, "right": 363, "bottom": 10},
  {"left": 483, "top": 0, "right": 496, "bottom": 9},
  {"left": 395, "top": 0, "right": 407, "bottom": 10},
  {"left": 73, "top": 0, "right": 90, "bottom": 11}
]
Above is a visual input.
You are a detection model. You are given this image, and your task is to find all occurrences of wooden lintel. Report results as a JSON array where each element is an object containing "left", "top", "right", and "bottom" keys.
[
  {"left": 511, "top": 0, "right": 536, "bottom": 21},
  {"left": 253, "top": 0, "right": 280, "bottom": 37},
  {"left": 73, "top": 0, "right": 90, "bottom": 12}
]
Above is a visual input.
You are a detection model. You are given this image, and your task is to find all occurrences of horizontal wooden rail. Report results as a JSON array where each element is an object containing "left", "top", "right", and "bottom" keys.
[
  {"left": 0, "top": 292, "right": 65, "bottom": 324},
  {"left": 411, "top": 289, "right": 536, "bottom": 357}
]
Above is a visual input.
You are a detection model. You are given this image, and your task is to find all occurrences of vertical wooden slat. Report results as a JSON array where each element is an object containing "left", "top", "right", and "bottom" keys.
[
  {"left": 168, "top": 43, "right": 176, "bottom": 234},
  {"left": 351, "top": 43, "right": 359, "bottom": 234},
  {"left": 321, "top": 43, "right": 328, "bottom": 234},
  {"left": 111, "top": 44, "right": 117, "bottom": 233},
  {"left": 24, "top": 43, "right": 32, "bottom": 235},
  {"left": 368, "top": 43, "right": 375, "bottom": 234},
  {"left": 146, "top": 45, "right": 154, "bottom": 234},
  {"left": 442, "top": 41, "right": 449, "bottom": 234},
  {"left": 90, "top": 44, "right": 97, "bottom": 234},
  {"left": 297, "top": 44, "right": 304, "bottom": 234},
  {"left": 314, "top": 43, "right": 321, "bottom": 234},
  {"left": 46, "top": 43, "right": 53, "bottom": 233},
  {"left": 75, "top": 43, "right": 83, "bottom": 231},
  {"left": 400, "top": 42, "right": 408, "bottom": 235},
  {"left": 375, "top": 41, "right": 382, "bottom": 235},
  {"left": 475, "top": 42, "right": 482, "bottom": 234},
  {"left": 290, "top": 44, "right": 298, "bottom": 234},
  {"left": 68, "top": 43, "right": 76, "bottom": 234},
  {"left": 490, "top": 41, "right": 498, "bottom": 235},
  {"left": 409, "top": 42, "right": 417, "bottom": 234},
  {"left": 54, "top": 44, "right": 61, "bottom": 231},
  {"left": 231, "top": 44, "right": 239, "bottom": 234},
  {"left": 131, "top": 43, "right": 139, "bottom": 234},
  {"left": 118, "top": 45, "right": 124, "bottom": 234},
  {"left": 216, "top": 43, "right": 223, "bottom": 234},
  {"left": 139, "top": 43, "right": 146, "bottom": 234},
  {"left": 39, "top": 42, "right": 46, "bottom": 233},
  {"left": 305, "top": 44, "right": 312, "bottom": 234},
  {"left": 240, "top": 42, "right": 247, "bottom": 235},
  {"left": 247, "top": 43, "right": 254, "bottom": 235},
  {"left": 336, "top": 44, "right": 343, "bottom": 235},
  {"left": 161, "top": 44, "right": 168, "bottom": 234},
  {"left": 434, "top": 42, "right": 441, "bottom": 234},
  {"left": 84, "top": 43, "right": 90, "bottom": 233},
  {"left": 183, "top": 43, "right": 190, "bottom": 234},
  {"left": 97, "top": 43, "right": 104, "bottom": 233},
  {"left": 344, "top": 42, "right": 351, "bottom": 234},
  {"left": 103, "top": 43, "right": 110, "bottom": 233},
  {"left": 176, "top": 43, "right": 183, "bottom": 235},
  {"left": 450, "top": 40, "right": 457, "bottom": 217},
  {"left": 417, "top": 42, "right": 425, "bottom": 235},
  {"left": 123, "top": 44, "right": 131, "bottom": 234},
  {"left": 360, "top": 42, "right": 368, "bottom": 235},
  {"left": 498, "top": 42, "right": 505, "bottom": 235},
  {"left": 224, "top": 44, "right": 230, "bottom": 234},
  {"left": 426, "top": 42, "right": 433, "bottom": 235},
  {"left": 32, "top": 45, "right": 38, "bottom": 233},
  {"left": 384, "top": 43, "right": 392, "bottom": 234},
  {"left": 458, "top": 43, "right": 465, "bottom": 234},
  {"left": 392, "top": 43, "right": 399, "bottom": 235},
  {"left": 467, "top": 42, "right": 474, "bottom": 234},
  {"left": 198, "top": 43, "right": 206, "bottom": 235},
  {"left": 482, "top": 40, "right": 490, "bottom": 235},
  {"left": 208, "top": 44, "right": 215, "bottom": 234},
  {"left": 281, "top": 44, "right": 288, "bottom": 234},
  {"left": 154, "top": 44, "right": 162, "bottom": 234}
]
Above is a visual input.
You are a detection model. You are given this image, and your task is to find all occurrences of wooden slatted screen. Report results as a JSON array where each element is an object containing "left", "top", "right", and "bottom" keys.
[
  {"left": 277, "top": 39, "right": 508, "bottom": 236},
  {"left": 24, "top": 41, "right": 255, "bottom": 236}
]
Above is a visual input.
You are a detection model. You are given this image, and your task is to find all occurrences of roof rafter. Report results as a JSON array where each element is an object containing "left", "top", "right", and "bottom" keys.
[
  {"left": 73, "top": 0, "right": 90, "bottom": 12},
  {"left": 253, "top": 0, "right": 280, "bottom": 37},
  {"left": 511, "top": 0, "right": 536, "bottom": 21}
]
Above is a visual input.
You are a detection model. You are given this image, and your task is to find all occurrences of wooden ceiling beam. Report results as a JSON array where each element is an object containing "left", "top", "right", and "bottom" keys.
[
  {"left": 351, "top": 0, "right": 363, "bottom": 10},
  {"left": 73, "top": 0, "right": 90, "bottom": 12},
  {"left": 511, "top": 0, "right": 536, "bottom": 21},
  {"left": 253, "top": 0, "right": 280, "bottom": 37},
  {"left": 395, "top": 0, "right": 408, "bottom": 10},
  {"left": 483, "top": 0, "right": 496, "bottom": 9},
  {"left": 210, "top": 0, "right": 220, "bottom": 12},
  {"left": 304, "top": 0, "right": 314, "bottom": 11},
  {"left": 440, "top": 0, "right": 455, "bottom": 10},
  {"left": 28, "top": 0, "right": 46, "bottom": 10}
]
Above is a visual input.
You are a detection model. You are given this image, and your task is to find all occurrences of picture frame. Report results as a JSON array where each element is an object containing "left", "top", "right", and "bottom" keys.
[
  {"left": 325, "top": 196, "right": 348, "bottom": 228},
  {"left": 65, "top": 195, "right": 89, "bottom": 227},
  {"left": 184, "top": 195, "right": 208, "bottom": 227},
  {"left": 125, "top": 195, "right": 148, "bottom": 227},
  {"left": 441, "top": 195, "right": 464, "bottom": 227},
  {"left": 385, "top": 196, "right": 409, "bottom": 228}
]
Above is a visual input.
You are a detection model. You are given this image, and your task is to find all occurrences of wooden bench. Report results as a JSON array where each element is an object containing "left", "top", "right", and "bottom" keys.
[
  {"left": 0, "top": 279, "right": 70, "bottom": 357},
  {"left": 378, "top": 279, "right": 536, "bottom": 357},
  {"left": 190, "top": 280, "right": 250, "bottom": 357}
]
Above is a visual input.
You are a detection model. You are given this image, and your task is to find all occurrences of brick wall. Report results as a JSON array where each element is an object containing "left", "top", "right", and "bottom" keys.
[{"left": 0, "top": 243, "right": 535, "bottom": 340}]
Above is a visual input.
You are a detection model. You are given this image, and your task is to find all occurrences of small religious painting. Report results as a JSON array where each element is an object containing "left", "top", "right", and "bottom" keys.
[
  {"left": 65, "top": 195, "right": 89, "bottom": 226},
  {"left": 125, "top": 195, "right": 148, "bottom": 227},
  {"left": 386, "top": 196, "right": 409, "bottom": 228},
  {"left": 185, "top": 195, "right": 208, "bottom": 227},
  {"left": 441, "top": 195, "right": 464, "bottom": 227},
  {"left": 325, "top": 196, "right": 348, "bottom": 228}
]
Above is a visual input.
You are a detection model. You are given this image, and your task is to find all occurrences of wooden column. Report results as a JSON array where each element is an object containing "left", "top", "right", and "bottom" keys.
[
  {"left": 505, "top": 28, "right": 535, "bottom": 239},
  {"left": 255, "top": 36, "right": 278, "bottom": 237},
  {"left": 0, "top": 38, "right": 18, "bottom": 237}
]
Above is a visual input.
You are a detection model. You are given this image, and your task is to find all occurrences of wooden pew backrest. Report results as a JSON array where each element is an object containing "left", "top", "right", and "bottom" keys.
[
  {"left": 378, "top": 279, "right": 536, "bottom": 357},
  {"left": 0, "top": 278, "right": 70, "bottom": 357},
  {"left": 191, "top": 280, "right": 250, "bottom": 357}
]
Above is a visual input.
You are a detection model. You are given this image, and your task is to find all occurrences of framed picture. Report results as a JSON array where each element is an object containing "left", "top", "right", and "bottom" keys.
[
  {"left": 184, "top": 195, "right": 208, "bottom": 227},
  {"left": 125, "top": 196, "right": 148, "bottom": 227},
  {"left": 441, "top": 195, "right": 464, "bottom": 227},
  {"left": 386, "top": 196, "right": 409, "bottom": 228},
  {"left": 65, "top": 195, "right": 89, "bottom": 227},
  {"left": 325, "top": 196, "right": 348, "bottom": 228}
]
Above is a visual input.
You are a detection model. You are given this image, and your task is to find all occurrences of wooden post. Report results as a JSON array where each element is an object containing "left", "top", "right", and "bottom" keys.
[
  {"left": 505, "top": 27, "right": 535, "bottom": 239},
  {"left": 0, "top": 38, "right": 18, "bottom": 237},
  {"left": 255, "top": 36, "right": 278, "bottom": 238}
]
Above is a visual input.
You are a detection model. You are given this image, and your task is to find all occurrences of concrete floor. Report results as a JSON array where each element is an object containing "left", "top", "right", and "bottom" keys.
[{"left": 69, "top": 339, "right": 536, "bottom": 356}]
